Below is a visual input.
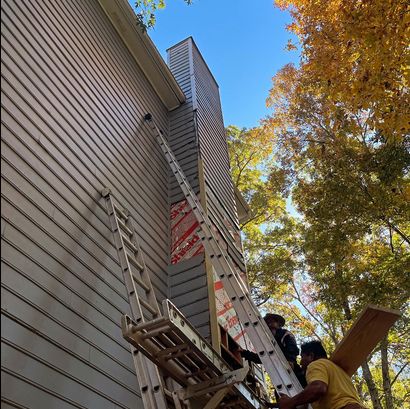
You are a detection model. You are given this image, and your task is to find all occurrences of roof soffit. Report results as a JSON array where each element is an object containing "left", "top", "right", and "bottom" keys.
[{"left": 98, "top": 0, "right": 185, "bottom": 111}]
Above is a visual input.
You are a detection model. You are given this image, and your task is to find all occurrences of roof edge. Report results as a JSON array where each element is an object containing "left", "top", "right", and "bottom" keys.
[{"left": 98, "top": 0, "right": 185, "bottom": 111}]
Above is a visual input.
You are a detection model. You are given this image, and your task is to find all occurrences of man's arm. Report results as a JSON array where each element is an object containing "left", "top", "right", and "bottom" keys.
[
  {"left": 278, "top": 381, "right": 327, "bottom": 409},
  {"left": 239, "top": 349, "right": 261, "bottom": 364}
]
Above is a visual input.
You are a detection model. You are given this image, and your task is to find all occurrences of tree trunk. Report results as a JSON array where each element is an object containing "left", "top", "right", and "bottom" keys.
[
  {"left": 362, "top": 359, "right": 383, "bottom": 409},
  {"left": 354, "top": 375, "right": 365, "bottom": 401},
  {"left": 380, "top": 336, "right": 394, "bottom": 409}
]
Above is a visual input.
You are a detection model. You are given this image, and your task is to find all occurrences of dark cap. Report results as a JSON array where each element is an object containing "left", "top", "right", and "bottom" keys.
[{"left": 264, "top": 313, "right": 285, "bottom": 327}]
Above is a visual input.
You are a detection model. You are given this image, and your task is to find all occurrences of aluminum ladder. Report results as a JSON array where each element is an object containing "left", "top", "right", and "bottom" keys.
[
  {"left": 122, "top": 299, "right": 264, "bottom": 409},
  {"left": 144, "top": 113, "right": 306, "bottom": 402},
  {"left": 101, "top": 188, "right": 168, "bottom": 409},
  {"left": 102, "top": 189, "right": 263, "bottom": 409}
]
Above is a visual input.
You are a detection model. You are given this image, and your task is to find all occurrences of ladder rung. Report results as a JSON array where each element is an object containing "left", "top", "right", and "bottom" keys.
[
  {"left": 117, "top": 217, "right": 133, "bottom": 237},
  {"left": 141, "top": 324, "right": 171, "bottom": 340},
  {"left": 133, "top": 275, "right": 150, "bottom": 292},
  {"left": 140, "top": 298, "right": 158, "bottom": 315},
  {"left": 132, "top": 317, "right": 169, "bottom": 332},
  {"left": 128, "top": 253, "right": 145, "bottom": 272},
  {"left": 122, "top": 234, "right": 139, "bottom": 253},
  {"left": 156, "top": 344, "right": 191, "bottom": 358},
  {"left": 114, "top": 204, "right": 128, "bottom": 221}
]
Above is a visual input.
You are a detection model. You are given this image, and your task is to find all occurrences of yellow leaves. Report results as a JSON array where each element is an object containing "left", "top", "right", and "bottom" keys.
[
  {"left": 270, "top": 0, "right": 410, "bottom": 144},
  {"left": 348, "top": 51, "right": 361, "bottom": 64},
  {"left": 286, "top": 39, "right": 298, "bottom": 51}
]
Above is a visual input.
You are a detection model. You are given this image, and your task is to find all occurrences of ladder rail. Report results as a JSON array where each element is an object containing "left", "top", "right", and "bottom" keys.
[
  {"left": 122, "top": 299, "right": 266, "bottom": 409},
  {"left": 145, "top": 114, "right": 305, "bottom": 399}
]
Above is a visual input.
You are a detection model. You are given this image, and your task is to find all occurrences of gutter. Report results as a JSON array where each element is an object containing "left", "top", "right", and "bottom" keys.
[{"left": 98, "top": 0, "right": 186, "bottom": 111}]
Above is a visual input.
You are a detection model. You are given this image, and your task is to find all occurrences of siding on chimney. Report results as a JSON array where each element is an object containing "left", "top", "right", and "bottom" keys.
[{"left": 166, "top": 38, "right": 245, "bottom": 345}]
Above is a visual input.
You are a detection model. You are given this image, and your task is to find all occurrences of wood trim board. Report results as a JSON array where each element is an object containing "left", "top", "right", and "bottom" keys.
[{"left": 330, "top": 305, "right": 401, "bottom": 376}]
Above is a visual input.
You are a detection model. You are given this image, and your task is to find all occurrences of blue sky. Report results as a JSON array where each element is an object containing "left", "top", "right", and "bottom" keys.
[{"left": 146, "top": 0, "right": 300, "bottom": 129}]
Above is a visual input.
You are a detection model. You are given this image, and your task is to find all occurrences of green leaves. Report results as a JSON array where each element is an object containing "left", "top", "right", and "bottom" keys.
[
  {"left": 134, "top": 0, "right": 192, "bottom": 30},
  {"left": 262, "top": 1, "right": 410, "bottom": 404}
]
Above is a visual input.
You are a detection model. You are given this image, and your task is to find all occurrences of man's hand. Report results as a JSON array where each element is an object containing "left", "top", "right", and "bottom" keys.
[
  {"left": 277, "top": 380, "right": 327, "bottom": 409},
  {"left": 278, "top": 394, "right": 295, "bottom": 409}
]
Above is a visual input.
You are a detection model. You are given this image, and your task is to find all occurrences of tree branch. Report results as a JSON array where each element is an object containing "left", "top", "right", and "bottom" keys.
[{"left": 291, "top": 280, "right": 338, "bottom": 343}]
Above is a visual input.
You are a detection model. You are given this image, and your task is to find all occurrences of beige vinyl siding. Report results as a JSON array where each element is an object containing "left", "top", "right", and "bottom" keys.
[
  {"left": 191, "top": 42, "right": 239, "bottom": 229},
  {"left": 166, "top": 39, "right": 210, "bottom": 340},
  {"left": 1, "top": 0, "right": 171, "bottom": 407},
  {"left": 168, "top": 40, "right": 200, "bottom": 204},
  {"left": 168, "top": 255, "right": 210, "bottom": 340},
  {"left": 190, "top": 39, "right": 245, "bottom": 271}
]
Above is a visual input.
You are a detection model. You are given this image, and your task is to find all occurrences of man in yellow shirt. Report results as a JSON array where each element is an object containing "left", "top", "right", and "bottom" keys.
[{"left": 278, "top": 341, "right": 365, "bottom": 409}]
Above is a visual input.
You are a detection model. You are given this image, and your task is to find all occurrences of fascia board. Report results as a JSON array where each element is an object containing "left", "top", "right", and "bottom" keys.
[{"left": 98, "top": 0, "right": 186, "bottom": 111}]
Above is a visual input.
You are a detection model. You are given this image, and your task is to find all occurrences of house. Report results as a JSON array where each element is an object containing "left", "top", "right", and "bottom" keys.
[{"left": 1, "top": 0, "right": 252, "bottom": 407}]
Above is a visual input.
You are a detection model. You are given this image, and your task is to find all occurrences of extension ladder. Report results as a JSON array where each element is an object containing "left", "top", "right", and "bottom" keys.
[
  {"left": 103, "top": 189, "right": 264, "bottom": 408},
  {"left": 101, "top": 189, "right": 168, "bottom": 409},
  {"left": 144, "top": 114, "right": 306, "bottom": 400}
]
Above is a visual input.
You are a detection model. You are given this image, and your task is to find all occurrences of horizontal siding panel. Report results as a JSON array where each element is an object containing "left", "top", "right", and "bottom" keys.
[
  {"left": 1, "top": 177, "right": 122, "bottom": 280},
  {"left": 170, "top": 113, "right": 196, "bottom": 132},
  {"left": 1, "top": 341, "right": 134, "bottom": 409},
  {"left": 1, "top": 4, "right": 169, "bottom": 199},
  {"left": 178, "top": 298, "right": 210, "bottom": 318},
  {"left": 206, "top": 179, "right": 240, "bottom": 231},
  {"left": 208, "top": 215, "right": 245, "bottom": 272},
  {"left": 1, "top": 198, "right": 128, "bottom": 298},
  {"left": 169, "top": 61, "right": 190, "bottom": 76},
  {"left": 0, "top": 46, "right": 168, "bottom": 233},
  {"left": 38, "top": 0, "right": 170, "bottom": 149},
  {"left": 2, "top": 314, "right": 138, "bottom": 396},
  {"left": 1, "top": 93, "right": 168, "bottom": 290},
  {"left": 171, "top": 289, "right": 209, "bottom": 316},
  {"left": 169, "top": 103, "right": 195, "bottom": 122},
  {"left": 169, "top": 127, "right": 197, "bottom": 145},
  {"left": 0, "top": 266, "right": 132, "bottom": 374},
  {"left": 1, "top": 238, "right": 127, "bottom": 330},
  {"left": 167, "top": 254, "right": 203, "bottom": 272},
  {"left": 1, "top": 369, "right": 84, "bottom": 409},
  {"left": 1, "top": 263, "right": 131, "bottom": 359},
  {"left": 170, "top": 275, "right": 207, "bottom": 298},
  {"left": 1, "top": 220, "right": 129, "bottom": 316},
  {"left": 1, "top": 0, "right": 173, "bottom": 406},
  {"left": 172, "top": 77, "right": 191, "bottom": 91},
  {"left": 167, "top": 254, "right": 210, "bottom": 339},
  {"left": 169, "top": 50, "right": 190, "bottom": 66},
  {"left": 170, "top": 137, "right": 197, "bottom": 155},
  {"left": 1, "top": 150, "right": 118, "bottom": 262},
  {"left": 170, "top": 177, "right": 199, "bottom": 198}
]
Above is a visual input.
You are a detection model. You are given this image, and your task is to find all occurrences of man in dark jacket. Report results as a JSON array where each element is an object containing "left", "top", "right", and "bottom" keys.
[
  {"left": 240, "top": 313, "right": 307, "bottom": 387},
  {"left": 264, "top": 313, "right": 300, "bottom": 367}
]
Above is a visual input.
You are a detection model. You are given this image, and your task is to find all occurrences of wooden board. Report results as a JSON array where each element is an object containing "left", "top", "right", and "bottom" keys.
[{"left": 331, "top": 305, "right": 401, "bottom": 376}]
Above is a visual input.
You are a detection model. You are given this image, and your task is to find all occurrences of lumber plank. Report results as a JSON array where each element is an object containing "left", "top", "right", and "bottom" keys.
[{"left": 330, "top": 305, "right": 401, "bottom": 376}]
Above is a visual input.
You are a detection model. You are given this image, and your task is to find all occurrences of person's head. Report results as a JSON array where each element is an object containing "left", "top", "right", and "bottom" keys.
[
  {"left": 264, "top": 313, "right": 286, "bottom": 332},
  {"left": 300, "top": 341, "right": 328, "bottom": 370}
]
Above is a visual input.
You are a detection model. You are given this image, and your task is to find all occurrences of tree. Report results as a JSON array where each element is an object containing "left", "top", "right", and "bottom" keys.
[
  {"left": 260, "top": 1, "right": 410, "bottom": 406},
  {"left": 226, "top": 125, "right": 290, "bottom": 232},
  {"left": 133, "top": 0, "right": 191, "bottom": 30},
  {"left": 274, "top": 0, "right": 410, "bottom": 143}
]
